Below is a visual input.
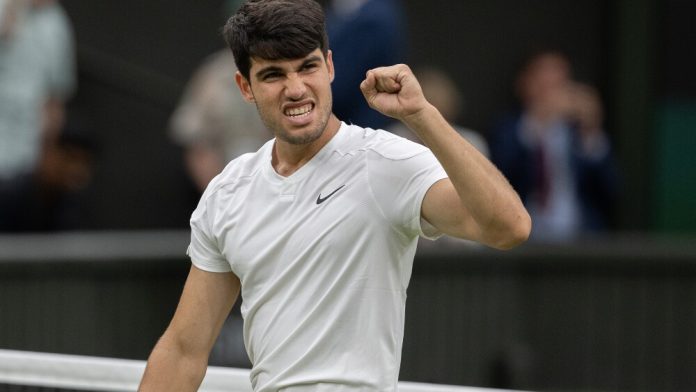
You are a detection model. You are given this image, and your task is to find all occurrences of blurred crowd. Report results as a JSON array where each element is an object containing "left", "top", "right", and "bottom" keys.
[
  {"left": 0, "top": 0, "right": 95, "bottom": 232},
  {"left": 0, "top": 0, "right": 619, "bottom": 242}
]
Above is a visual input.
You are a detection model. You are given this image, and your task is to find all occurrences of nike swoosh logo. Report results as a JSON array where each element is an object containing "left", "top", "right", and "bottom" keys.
[{"left": 316, "top": 185, "right": 346, "bottom": 204}]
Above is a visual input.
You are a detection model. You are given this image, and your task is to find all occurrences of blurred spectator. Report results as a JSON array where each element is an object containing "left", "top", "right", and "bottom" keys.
[
  {"left": 326, "top": 0, "right": 407, "bottom": 129},
  {"left": 170, "top": 49, "right": 270, "bottom": 193},
  {"left": 389, "top": 66, "right": 489, "bottom": 156},
  {"left": 490, "top": 51, "right": 618, "bottom": 242},
  {"left": 0, "top": 0, "right": 76, "bottom": 181},
  {"left": 0, "top": 113, "right": 95, "bottom": 231}
]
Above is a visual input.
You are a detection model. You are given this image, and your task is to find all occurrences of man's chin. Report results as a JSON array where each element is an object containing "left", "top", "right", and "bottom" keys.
[
  {"left": 279, "top": 129, "right": 324, "bottom": 145},
  {"left": 277, "top": 118, "right": 329, "bottom": 145}
]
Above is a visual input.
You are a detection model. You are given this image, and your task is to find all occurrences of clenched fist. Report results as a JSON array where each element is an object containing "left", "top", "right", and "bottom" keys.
[{"left": 360, "top": 64, "right": 431, "bottom": 123}]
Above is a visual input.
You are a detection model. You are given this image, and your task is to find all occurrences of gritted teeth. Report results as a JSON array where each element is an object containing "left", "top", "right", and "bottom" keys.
[{"left": 285, "top": 103, "right": 313, "bottom": 117}]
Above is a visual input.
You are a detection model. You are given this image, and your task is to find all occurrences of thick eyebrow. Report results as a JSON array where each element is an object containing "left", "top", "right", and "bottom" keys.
[
  {"left": 299, "top": 55, "right": 323, "bottom": 68},
  {"left": 254, "top": 55, "right": 324, "bottom": 80},
  {"left": 255, "top": 65, "right": 283, "bottom": 80}
]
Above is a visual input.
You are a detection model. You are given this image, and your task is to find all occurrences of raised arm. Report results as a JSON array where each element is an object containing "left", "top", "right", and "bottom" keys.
[
  {"left": 360, "top": 64, "right": 531, "bottom": 249},
  {"left": 139, "top": 265, "right": 240, "bottom": 391}
]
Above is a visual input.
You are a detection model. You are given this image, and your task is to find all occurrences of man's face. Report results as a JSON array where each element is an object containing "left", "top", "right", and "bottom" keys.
[
  {"left": 520, "top": 53, "right": 571, "bottom": 106},
  {"left": 236, "top": 49, "right": 335, "bottom": 146}
]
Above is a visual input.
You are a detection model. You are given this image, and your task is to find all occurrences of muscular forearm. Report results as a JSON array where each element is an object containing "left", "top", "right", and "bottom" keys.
[
  {"left": 139, "top": 335, "right": 208, "bottom": 392},
  {"left": 360, "top": 64, "right": 530, "bottom": 248},
  {"left": 404, "top": 105, "right": 531, "bottom": 248}
]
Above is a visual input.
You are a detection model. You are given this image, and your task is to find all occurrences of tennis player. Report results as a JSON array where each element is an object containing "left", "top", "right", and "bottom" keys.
[{"left": 139, "top": 0, "right": 531, "bottom": 390}]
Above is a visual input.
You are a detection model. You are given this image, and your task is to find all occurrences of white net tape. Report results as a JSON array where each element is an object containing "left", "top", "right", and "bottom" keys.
[{"left": 0, "top": 349, "right": 521, "bottom": 392}]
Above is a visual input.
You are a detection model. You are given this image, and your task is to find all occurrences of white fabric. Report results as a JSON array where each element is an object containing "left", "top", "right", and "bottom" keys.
[
  {"left": 0, "top": 349, "right": 522, "bottom": 392},
  {"left": 188, "top": 122, "right": 447, "bottom": 391}
]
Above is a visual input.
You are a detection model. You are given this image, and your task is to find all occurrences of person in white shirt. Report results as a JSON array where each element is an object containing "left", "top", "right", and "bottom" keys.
[
  {"left": 0, "top": 0, "right": 75, "bottom": 180},
  {"left": 139, "top": 1, "right": 530, "bottom": 391}
]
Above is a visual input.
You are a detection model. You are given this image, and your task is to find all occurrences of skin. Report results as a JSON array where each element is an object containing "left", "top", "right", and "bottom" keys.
[
  {"left": 184, "top": 143, "right": 226, "bottom": 192},
  {"left": 360, "top": 64, "right": 530, "bottom": 248},
  {"left": 139, "top": 266, "right": 240, "bottom": 392},
  {"left": 139, "top": 49, "right": 531, "bottom": 392},
  {"left": 235, "top": 49, "right": 341, "bottom": 177}
]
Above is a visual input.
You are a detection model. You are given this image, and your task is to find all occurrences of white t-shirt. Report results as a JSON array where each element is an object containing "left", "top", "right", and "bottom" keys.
[{"left": 188, "top": 122, "right": 447, "bottom": 391}]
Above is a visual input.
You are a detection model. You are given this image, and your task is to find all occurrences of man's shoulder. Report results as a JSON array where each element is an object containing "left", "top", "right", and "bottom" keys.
[
  {"left": 202, "top": 142, "right": 271, "bottom": 198},
  {"left": 339, "top": 123, "right": 430, "bottom": 161}
]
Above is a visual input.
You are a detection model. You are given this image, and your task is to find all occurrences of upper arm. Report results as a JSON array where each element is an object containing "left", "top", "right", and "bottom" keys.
[
  {"left": 164, "top": 265, "right": 241, "bottom": 357},
  {"left": 421, "top": 178, "right": 481, "bottom": 241}
]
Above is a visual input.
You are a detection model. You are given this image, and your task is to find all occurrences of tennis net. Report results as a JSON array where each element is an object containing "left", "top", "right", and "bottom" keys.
[{"left": 0, "top": 349, "right": 523, "bottom": 392}]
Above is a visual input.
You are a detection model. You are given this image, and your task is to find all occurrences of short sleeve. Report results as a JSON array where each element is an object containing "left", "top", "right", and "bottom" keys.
[
  {"left": 367, "top": 136, "right": 447, "bottom": 240},
  {"left": 187, "top": 196, "right": 232, "bottom": 273}
]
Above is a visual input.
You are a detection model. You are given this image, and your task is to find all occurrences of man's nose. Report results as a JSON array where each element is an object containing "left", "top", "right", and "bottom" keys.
[{"left": 284, "top": 73, "right": 307, "bottom": 100}]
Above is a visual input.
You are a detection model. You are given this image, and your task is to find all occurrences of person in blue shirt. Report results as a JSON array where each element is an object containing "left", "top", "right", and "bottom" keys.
[{"left": 326, "top": 0, "right": 408, "bottom": 129}]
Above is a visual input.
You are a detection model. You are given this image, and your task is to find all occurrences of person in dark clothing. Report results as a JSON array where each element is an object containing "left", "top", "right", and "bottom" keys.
[{"left": 490, "top": 51, "right": 618, "bottom": 242}]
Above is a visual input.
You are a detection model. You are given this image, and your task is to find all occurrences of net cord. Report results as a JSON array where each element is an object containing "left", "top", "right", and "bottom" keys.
[{"left": 0, "top": 349, "right": 522, "bottom": 392}]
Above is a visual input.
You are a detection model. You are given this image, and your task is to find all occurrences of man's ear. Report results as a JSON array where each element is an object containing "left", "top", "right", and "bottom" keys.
[
  {"left": 235, "top": 71, "right": 256, "bottom": 102},
  {"left": 326, "top": 50, "right": 335, "bottom": 83}
]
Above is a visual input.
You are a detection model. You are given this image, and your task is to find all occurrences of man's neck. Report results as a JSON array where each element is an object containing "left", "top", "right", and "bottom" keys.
[{"left": 272, "top": 115, "right": 341, "bottom": 177}]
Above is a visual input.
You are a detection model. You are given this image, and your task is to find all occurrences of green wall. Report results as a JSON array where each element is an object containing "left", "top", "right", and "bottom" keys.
[{"left": 654, "top": 102, "right": 696, "bottom": 232}]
